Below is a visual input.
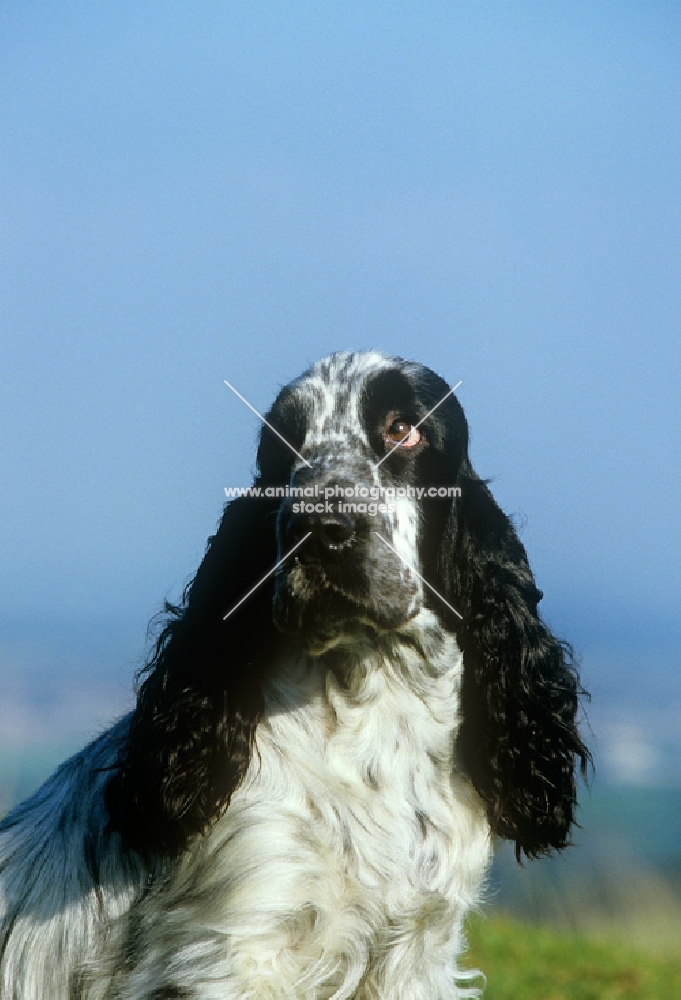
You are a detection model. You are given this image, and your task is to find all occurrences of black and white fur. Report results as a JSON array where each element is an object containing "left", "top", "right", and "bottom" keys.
[{"left": 0, "top": 352, "right": 589, "bottom": 999}]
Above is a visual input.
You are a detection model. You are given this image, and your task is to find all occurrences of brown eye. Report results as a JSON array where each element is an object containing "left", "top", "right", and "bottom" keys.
[{"left": 384, "top": 419, "right": 422, "bottom": 448}]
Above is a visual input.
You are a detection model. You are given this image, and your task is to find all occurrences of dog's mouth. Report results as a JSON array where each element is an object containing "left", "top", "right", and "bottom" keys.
[{"left": 272, "top": 555, "right": 419, "bottom": 649}]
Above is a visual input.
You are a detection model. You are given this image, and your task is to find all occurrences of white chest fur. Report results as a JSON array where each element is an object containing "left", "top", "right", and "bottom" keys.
[{"left": 113, "top": 615, "right": 491, "bottom": 999}]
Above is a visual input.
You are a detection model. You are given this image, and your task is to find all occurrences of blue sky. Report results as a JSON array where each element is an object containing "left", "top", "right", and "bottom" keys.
[{"left": 1, "top": 2, "right": 679, "bottom": 783}]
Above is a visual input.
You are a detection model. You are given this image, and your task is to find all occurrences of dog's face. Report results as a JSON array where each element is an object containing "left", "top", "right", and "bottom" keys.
[{"left": 256, "top": 352, "right": 467, "bottom": 648}]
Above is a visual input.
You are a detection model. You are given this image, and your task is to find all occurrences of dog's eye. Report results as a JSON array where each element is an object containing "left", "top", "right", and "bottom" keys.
[{"left": 384, "top": 420, "right": 421, "bottom": 448}]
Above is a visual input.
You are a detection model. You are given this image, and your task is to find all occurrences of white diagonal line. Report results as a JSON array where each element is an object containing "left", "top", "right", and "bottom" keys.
[
  {"left": 374, "top": 380, "right": 462, "bottom": 469},
  {"left": 224, "top": 379, "right": 312, "bottom": 469},
  {"left": 222, "top": 532, "right": 312, "bottom": 620},
  {"left": 374, "top": 532, "right": 463, "bottom": 620}
]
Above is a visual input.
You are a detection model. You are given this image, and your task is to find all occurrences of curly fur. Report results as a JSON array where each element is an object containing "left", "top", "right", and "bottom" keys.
[{"left": 0, "top": 351, "right": 589, "bottom": 999}]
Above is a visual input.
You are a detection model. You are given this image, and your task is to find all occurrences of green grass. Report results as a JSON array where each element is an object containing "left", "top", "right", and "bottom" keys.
[{"left": 464, "top": 914, "right": 681, "bottom": 1000}]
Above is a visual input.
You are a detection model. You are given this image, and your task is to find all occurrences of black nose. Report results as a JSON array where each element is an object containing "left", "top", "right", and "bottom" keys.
[{"left": 285, "top": 510, "right": 355, "bottom": 553}]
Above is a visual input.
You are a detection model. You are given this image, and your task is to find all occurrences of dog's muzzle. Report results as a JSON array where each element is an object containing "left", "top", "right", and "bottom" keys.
[{"left": 272, "top": 468, "right": 421, "bottom": 641}]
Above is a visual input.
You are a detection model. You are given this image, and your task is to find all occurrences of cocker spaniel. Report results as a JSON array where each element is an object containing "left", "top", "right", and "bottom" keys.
[{"left": 0, "top": 351, "right": 589, "bottom": 999}]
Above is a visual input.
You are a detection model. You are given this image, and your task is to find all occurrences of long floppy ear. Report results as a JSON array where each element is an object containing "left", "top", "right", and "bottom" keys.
[
  {"left": 105, "top": 492, "right": 279, "bottom": 856},
  {"left": 439, "top": 459, "right": 591, "bottom": 859}
]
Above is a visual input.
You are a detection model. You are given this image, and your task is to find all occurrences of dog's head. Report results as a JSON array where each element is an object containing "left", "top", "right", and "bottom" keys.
[
  {"left": 256, "top": 352, "right": 465, "bottom": 647},
  {"left": 106, "top": 351, "right": 590, "bottom": 859}
]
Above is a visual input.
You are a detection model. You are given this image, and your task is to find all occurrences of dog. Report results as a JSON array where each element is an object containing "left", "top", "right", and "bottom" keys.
[{"left": 0, "top": 351, "right": 589, "bottom": 999}]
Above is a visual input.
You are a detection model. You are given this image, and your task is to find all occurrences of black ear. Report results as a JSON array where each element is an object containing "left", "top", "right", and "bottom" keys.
[
  {"left": 439, "top": 460, "right": 591, "bottom": 859},
  {"left": 105, "top": 493, "right": 279, "bottom": 855}
]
